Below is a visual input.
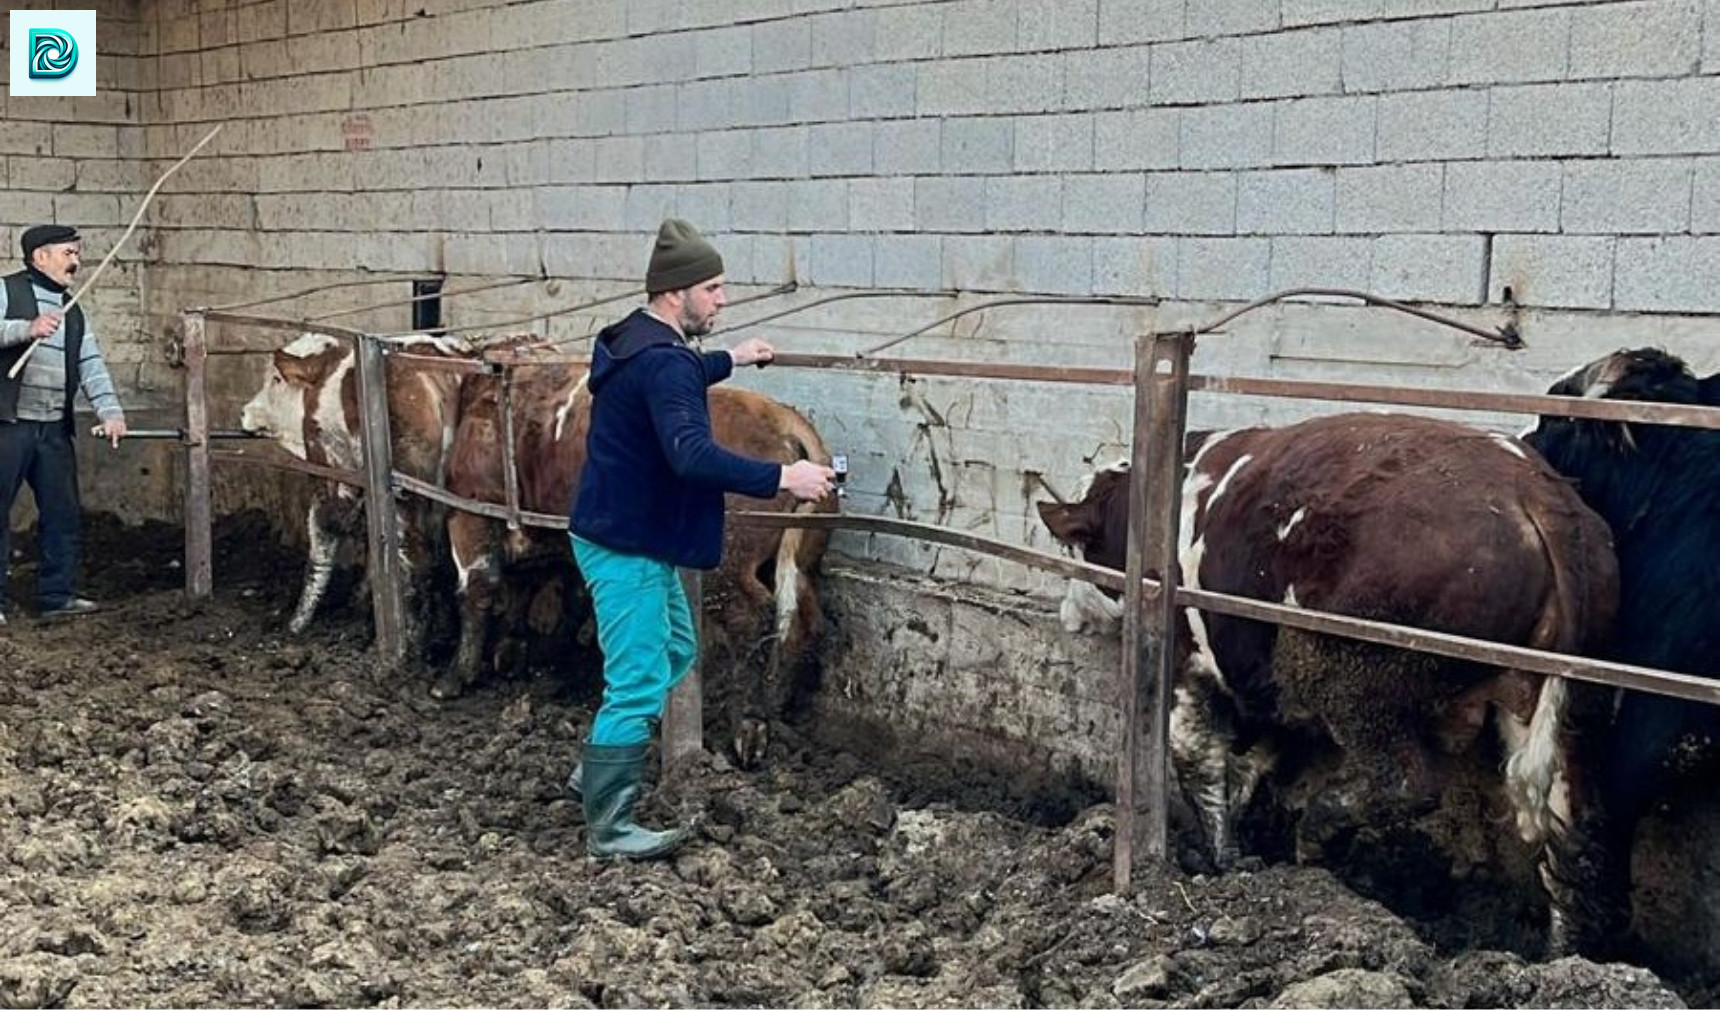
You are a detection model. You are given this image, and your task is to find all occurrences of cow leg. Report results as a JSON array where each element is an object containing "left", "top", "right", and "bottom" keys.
[
  {"left": 289, "top": 489, "right": 361, "bottom": 634},
  {"left": 1497, "top": 674, "right": 1625, "bottom": 958},
  {"left": 436, "top": 512, "right": 500, "bottom": 700},
  {"left": 1170, "top": 669, "right": 1247, "bottom": 870}
]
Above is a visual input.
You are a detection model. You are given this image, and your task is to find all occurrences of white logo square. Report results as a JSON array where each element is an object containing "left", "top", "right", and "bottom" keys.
[{"left": 10, "top": 10, "right": 96, "bottom": 97}]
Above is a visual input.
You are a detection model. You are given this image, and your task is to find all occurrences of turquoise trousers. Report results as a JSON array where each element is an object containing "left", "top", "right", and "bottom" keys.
[{"left": 571, "top": 534, "right": 698, "bottom": 746}]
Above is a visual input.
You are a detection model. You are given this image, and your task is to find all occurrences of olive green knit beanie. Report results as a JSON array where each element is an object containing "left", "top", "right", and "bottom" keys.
[{"left": 645, "top": 218, "right": 724, "bottom": 295}]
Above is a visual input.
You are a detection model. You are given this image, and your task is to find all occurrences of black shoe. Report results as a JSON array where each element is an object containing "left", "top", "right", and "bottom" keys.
[{"left": 40, "top": 597, "right": 100, "bottom": 620}]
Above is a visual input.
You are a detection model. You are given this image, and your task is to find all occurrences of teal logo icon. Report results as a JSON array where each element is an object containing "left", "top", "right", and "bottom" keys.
[{"left": 28, "top": 29, "right": 78, "bottom": 80}]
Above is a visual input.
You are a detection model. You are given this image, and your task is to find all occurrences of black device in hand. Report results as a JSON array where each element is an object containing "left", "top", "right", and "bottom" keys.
[{"left": 831, "top": 454, "right": 848, "bottom": 498}]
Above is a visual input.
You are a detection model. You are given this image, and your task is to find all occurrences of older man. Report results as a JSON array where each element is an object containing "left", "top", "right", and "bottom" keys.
[{"left": 0, "top": 224, "right": 127, "bottom": 624}]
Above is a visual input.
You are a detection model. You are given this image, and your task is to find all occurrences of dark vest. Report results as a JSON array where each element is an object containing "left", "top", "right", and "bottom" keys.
[{"left": 0, "top": 270, "right": 84, "bottom": 430}]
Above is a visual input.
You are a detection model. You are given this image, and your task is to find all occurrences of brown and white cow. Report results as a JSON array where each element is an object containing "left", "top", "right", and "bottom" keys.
[
  {"left": 239, "top": 331, "right": 516, "bottom": 646},
  {"left": 1037, "top": 411, "right": 1620, "bottom": 955},
  {"left": 440, "top": 358, "right": 836, "bottom": 766}
]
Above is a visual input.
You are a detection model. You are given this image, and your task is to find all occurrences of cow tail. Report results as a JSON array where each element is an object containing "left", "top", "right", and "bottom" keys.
[
  {"left": 1502, "top": 501, "right": 1594, "bottom": 846},
  {"left": 773, "top": 414, "right": 833, "bottom": 660}
]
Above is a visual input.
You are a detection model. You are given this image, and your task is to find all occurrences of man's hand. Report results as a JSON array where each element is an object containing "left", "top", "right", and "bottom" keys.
[
  {"left": 780, "top": 459, "right": 836, "bottom": 502},
  {"left": 28, "top": 312, "right": 63, "bottom": 340},
  {"left": 91, "top": 418, "right": 126, "bottom": 448},
  {"left": 729, "top": 337, "right": 775, "bottom": 368}
]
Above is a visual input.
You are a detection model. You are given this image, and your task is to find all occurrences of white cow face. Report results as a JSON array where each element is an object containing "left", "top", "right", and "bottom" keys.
[{"left": 240, "top": 332, "right": 358, "bottom": 467}]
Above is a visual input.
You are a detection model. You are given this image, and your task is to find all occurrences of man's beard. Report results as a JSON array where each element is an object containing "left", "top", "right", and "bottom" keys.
[{"left": 680, "top": 307, "right": 714, "bottom": 338}]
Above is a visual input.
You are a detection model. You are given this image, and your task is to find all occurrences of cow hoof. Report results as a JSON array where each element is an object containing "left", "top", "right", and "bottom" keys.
[
  {"left": 428, "top": 672, "right": 468, "bottom": 701},
  {"left": 732, "top": 718, "right": 769, "bottom": 769}
]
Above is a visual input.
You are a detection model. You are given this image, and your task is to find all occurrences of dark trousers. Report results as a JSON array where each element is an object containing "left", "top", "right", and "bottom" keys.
[{"left": 0, "top": 420, "right": 81, "bottom": 613}]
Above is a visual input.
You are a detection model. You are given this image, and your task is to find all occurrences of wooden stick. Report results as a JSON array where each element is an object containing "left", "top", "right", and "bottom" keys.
[{"left": 9, "top": 124, "right": 223, "bottom": 380}]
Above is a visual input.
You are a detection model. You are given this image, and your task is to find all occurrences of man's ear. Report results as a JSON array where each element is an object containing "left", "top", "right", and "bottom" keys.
[{"left": 1036, "top": 500, "right": 1092, "bottom": 547}]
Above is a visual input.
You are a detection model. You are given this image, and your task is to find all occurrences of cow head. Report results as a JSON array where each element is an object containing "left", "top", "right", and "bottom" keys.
[
  {"left": 240, "top": 332, "right": 359, "bottom": 468},
  {"left": 1036, "top": 464, "right": 1132, "bottom": 634},
  {"left": 1524, "top": 346, "right": 1709, "bottom": 477}
]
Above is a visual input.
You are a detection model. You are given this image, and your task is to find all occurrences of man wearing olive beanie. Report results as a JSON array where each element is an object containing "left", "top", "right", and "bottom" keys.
[{"left": 567, "top": 219, "right": 834, "bottom": 860}]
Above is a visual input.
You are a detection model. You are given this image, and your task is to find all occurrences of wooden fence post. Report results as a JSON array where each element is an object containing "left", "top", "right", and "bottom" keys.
[
  {"left": 1115, "top": 330, "right": 1193, "bottom": 893},
  {"left": 354, "top": 334, "right": 407, "bottom": 670},
  {"left": 181, "top": 310, "right": 212, "bottom": 600},
  {"left": 664, "top": 569, "right": 705, "bottom": 767}
]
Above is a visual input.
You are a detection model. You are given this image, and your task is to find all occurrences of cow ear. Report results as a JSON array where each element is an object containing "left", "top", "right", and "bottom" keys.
[{"left": 1037, "top": 500, "right": 1093, "bottom": 547}]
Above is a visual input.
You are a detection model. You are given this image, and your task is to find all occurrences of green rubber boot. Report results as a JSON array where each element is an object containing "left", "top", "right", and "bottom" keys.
[{"left": 581, "top": 743, "right": 689, "bottom": 861}]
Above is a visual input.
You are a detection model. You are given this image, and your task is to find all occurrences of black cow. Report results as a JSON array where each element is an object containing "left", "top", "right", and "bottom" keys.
[{"left": 1524, "top": 346, "right": 1720, "bottom": 949}]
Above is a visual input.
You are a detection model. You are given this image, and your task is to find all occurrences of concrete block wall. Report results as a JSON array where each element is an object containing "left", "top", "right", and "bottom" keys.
[{"left": 14, "top": 0, "right": 1720, "bottom": 593}]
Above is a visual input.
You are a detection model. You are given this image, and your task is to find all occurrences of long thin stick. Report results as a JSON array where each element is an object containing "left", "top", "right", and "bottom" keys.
[{"left": 9, "top": 124, "right": 224, "bottom": 380}]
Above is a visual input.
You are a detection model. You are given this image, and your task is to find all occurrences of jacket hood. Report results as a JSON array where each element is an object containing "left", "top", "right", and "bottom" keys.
[{"left": 588, "top": 309, "right": 683, "bottom": 393}]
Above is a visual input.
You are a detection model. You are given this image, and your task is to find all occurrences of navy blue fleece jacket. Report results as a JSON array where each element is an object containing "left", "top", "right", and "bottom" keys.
[{"left": 569, "top": 309, "right": 781, "bottom": 569}]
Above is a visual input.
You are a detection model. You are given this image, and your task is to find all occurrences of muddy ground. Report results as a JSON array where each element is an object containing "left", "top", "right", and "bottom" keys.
[{"left": 0, "top": 512, "right": 1702, "bottom": 1008}]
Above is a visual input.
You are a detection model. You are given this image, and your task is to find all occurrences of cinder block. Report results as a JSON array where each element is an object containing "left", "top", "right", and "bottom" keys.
[
  {"left": 1569, "top": 0, "right": 1702, "bottom": 79},
  {"left": 1448, "top": 8, "right": 1569, "bottom": 85},
  {"left": 1237, "top": 168, "right": 1335, "bottom": 235},
  {"left": 1242, "top": 27, "right": 1342, "bottom": 100},
  {"left": 850, "top": 64, "right": 917, "bottom": 119},
  {"left": 1694, "top": 158, "right": 1720, "bottom": 233},
  {"left": 943, "top": 234, "right": 1017, "bottom": 289},
  {"left": 942, "top": 117, "right": 1014, "bottom": 173},
  {"left": 9, "top": 157, "right": 76, "bottom": 191},
  {"left": 732, "top": 76, "right": 794, "bottom": 128},
  {"left": 988, "top": 54, "right": 1065, "bottom": 114},
  {"left": 1062, "top": 45, "right": 1149, "bottom": 110},
  {"left": 808, "top": 122, "right": 875, "bottom": 177},
  {"left": 1146, "top": 171, "right": 1236, "bottom": 234},
  {"left": 1015, "top": 113, "right": 1096, "bottom": 172},
  {"left": 986, "top": 175, "right": 1065, "bottom": 231},
  {"left": 1376, "top": 89, "right": 1489, "bottom": 162},
  {"left": 916, "top": 176, "right": 988, "bottom": 232},
  {"left": 624, "top": 184, "right": 679, "bottom": 232},
  {"left": 1442, "top": 161, "right": 1561, "bottom": 233},
  {"left": 1097, "top": 0, "right": 1185, "bottom": 44},
  {"left": 590, "top": 136, "right": 646, "bottom": 183},
  {"left": 1613, "top": 77, "right": 1720, "bottom": 155},
  {"left": 1335, "top": 163, "right": 1444, "bottom": 234},
  {"left": 537, "top": 184, "right": 629, "bottom": 230},
  {"left": 917, "top": 59, "right": 990, "bottom": 116},
  {"left": 1019, "top": 0, "right": 1099, "bottom": 51},
  {"left": 1178, "top": 236, "right": 1270, "bottom": 300},
  {"left": 875, "top": 119, "right": 943, "bottom": 175},
  {"left": 731, "top": 180, "right": 792, "bottom": 230},
  {"left": 1562, "top": 159, "right": 1694, "bottom": 235},
  {"left": 808, "top": 233, "right": 875, "bottom": 287},
  {"left": 875, "top": 3, "right": 942, "bottom": 60},
  {"left": 1093, "top": 234, "right": 1177, "bottom": 296},
  {"left": 1187, "top": 0, "right": 1280, "bottom": 36},
  {"left": 1709, "top": 0, "right": 1720, "bottom": 73},
  {"left": 942, "top": 0, "right": 1019, "bottom": 57},
  {"left": 782, "top": 68, "right": 846, "bottom": 124},
  {"left": 676, "top": 183, "right": 733, "bottom": 232},
  {"left": 788, "top": 179, "right": 850, "bottom": 232},
  {"left": 1014, "top": 235, "right": 1094, "bottom": 294},
  {"left": 1282, "top": 0, "right": 1383, "bottom": 27},
  {"left": 1150, "top": 38, "right": 1241, "bottom": 104},
  {"left": 1093, "top": 108, "right": 1180, "bottom": 170},
  {"left": 1341, "top": 18, "right": 1450, "bottom": 94},
  {"left": 846, "top": 178, "right": 915, "bottom": 234},
  {"left": 1274, "top": 95, "right": 1375, "bottom": 166},
  {"left": 752, "top": 125, "right": 811, "bottom": 179},
  {"left": 1269, "top": 236, "right": 1374, "bottom": 291},
  {"left": 695, "top": 25, "right": 753, "bottom": 79},
  {"left": 874, "top": 234, "right": 944, "bottom": 289},
  {"left": 1488, "top": 234, "right": 1615, "bottom": 309},
  {"left": 812, "top": 9, "right": 878, "bottom": 67},
  {"left": 1487, "top": 83, "right": 1610, "bottom": 157},
  {"left": 1179, "top": 102, "right": 1274, "bottom": 169},
  {"left": 1064, "top": 173, "right": 1146, "bottom": 234},
  {"left": 1371, "top": 233, "right": 1485, "bottom": 303},
  {"left": 1615, "top": 236, "right": 1720, "bottom": 312},
  {"left": 753, "top": 17, "right": 812, "bottom": 74},
  {"left": 696, "top": 129, "right": 755, "bottom": 180}
]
